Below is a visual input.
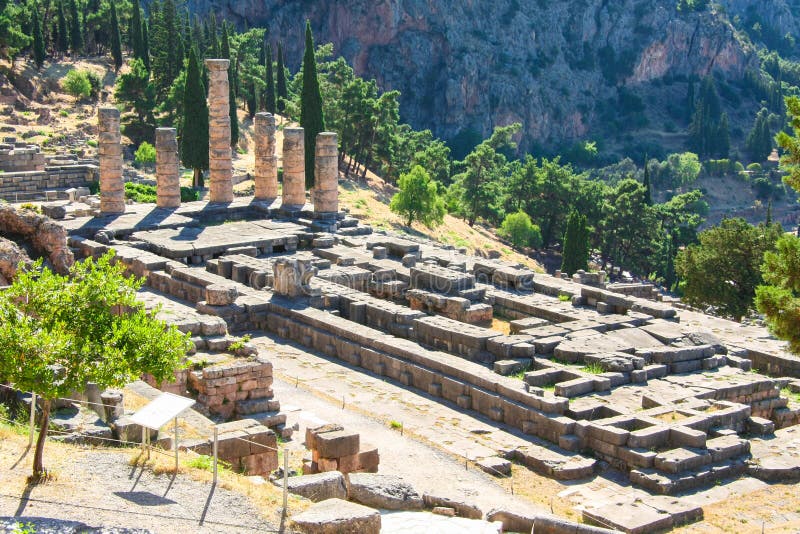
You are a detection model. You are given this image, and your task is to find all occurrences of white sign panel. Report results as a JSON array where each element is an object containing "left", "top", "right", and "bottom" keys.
[{"left": 129, "top": 392, "right": 196, "bottom": 430}]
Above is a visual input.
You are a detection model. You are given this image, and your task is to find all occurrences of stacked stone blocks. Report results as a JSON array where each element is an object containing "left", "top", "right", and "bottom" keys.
[
  {"left": 304, "top": 423, "right": 379, "bottom": 474},
  {"left": 313, "top": 132, "right": 338, "bottom": 215},
  {"left": 254, "top": 112, "right": 278, "bottom": 200},
  {"left": 282, "top": 127, "right": 306, "bottom": 207},
  {"left": 205, "top": 59, "right": 233, "bottom": 203},
  {"left": 155, "top": 128, "right": 181, "bottom": 208},
  {"left": 97, "top": 107, "right": 125, "bottom": 214}
]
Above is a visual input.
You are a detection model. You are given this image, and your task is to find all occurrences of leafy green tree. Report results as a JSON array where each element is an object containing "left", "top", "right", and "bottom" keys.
[
  {"left": 264, "top": 43, "right": 276, "bottom": 113},
  {"left": 676, "top": 218, "right": 781, "bottom": 320},
  {"left": 390, "top": 165, "right": 445, "bottom": 227},
  {"left": 62, "top": 69, "right": 92, "bottom": 99},
  {"left": 301, "top": 21, "right": 325, "bottom": 189},
  {"left": 501, "top": 211, "right": 542, "bottom": 249},
  {"left": 756, "top": 235, "right": 800, "bottom": 352},
  {"left": 561, "top": 211, "right": 589, "bottom": 275},
  {"left": 113, "top": 58, "right": 156, "bottom": 129},
  {"left": 134, "top": 141, "right": 156, "bottom": 167},
  {"left": 451, "top": 124, "right": 520, "bottom": 226},
  {"left": 0, "top": 253, "right": 191, "bottom": 479},
  {"left": 30, "top": 1, "right": 45, "bottom": 68},
  {"left": 643, "top": 156, "right": 652, "bottom": 206},
  {"left": 150, "top": 0, "right": 180, "bottom": 93},
  {"left": 55, "top": 0, "right": 68, "bottom": 55},
  {"left": 276, "top": 41, "right": 287, "bottom": 113},
  {"left": 755, "top": 97, "right": 800, "bottom": 350},
  {"left": 181, "top": 47, "right": 209, "bottom": 188},
  {"left": 109, "top": 0, "right": 122, "bottom": 72},
  {"left": 68, "top": 0, "right": 82, "bottom": 55}
]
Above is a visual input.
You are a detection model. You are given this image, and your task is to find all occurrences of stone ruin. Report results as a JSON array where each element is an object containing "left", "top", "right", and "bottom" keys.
[{"left": 4, "top": 58, "right": 800, "bottom": 533}]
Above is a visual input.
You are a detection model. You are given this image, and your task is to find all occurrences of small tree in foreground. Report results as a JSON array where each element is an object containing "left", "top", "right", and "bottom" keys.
[
  {"left": 0, "top": 253, "right": 191, "bottom": 480},
  {"left": 390, "top": 165, "right": 445, "bottom": 227},
  {"left": 561, "top": 210, "right": 589, "bottom": 275},
  {"left": 500, "top": 211, "right": 542, "bottom": 249}
]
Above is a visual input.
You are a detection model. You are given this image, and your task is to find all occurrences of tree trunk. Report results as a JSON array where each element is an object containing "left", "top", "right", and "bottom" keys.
[
  {"left": 193, "top": 168, "right": 204, "bottom": 189},
  {"left": 32, "top": 397, "right": 51, "bottom": 479}
]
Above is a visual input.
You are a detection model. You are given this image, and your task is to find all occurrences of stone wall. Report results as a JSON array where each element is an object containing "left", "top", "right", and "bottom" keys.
[
  {"left": 0, "top": 141, "right": 45, "bottom": 172},
  {"left": 0, "top": 166, "right": 97, "bottom": 201}
]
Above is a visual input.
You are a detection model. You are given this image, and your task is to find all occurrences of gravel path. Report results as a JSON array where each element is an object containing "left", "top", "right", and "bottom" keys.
[{"left": 0, "top": 449, "right": 282, "bottom": 533}]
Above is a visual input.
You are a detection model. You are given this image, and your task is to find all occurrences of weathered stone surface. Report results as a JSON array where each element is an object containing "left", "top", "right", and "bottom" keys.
[
  {"left": 254, "top": 112, "right": 278, "bottom": 200},
  {"left": 205, "top": 59, "right": 233, "bottom": 203},
  {"left": 313, "top": 132, "right": 338, "bottom": 214},
  {"left": 346, "top": 473, "right": 424, "bottom": 510},
  {"left": 282, "top": 127, "right": 305, "bottom": 207},
  {"left": 291, "top": 498, "right": 380, "bottom": 534},
  {"left": 155, "top": 128, "right": 181, "bottom": 208},
  {"left": 97, "top": 107, "right": 124, "bottom": 214},
  {"left": 0, "top": 204, "right": 73, "bottom": 274},
  {"left": 282, "top": 471, "right": 347, "bottom": 502},
  {"left": 205, "top": 283, "right": 238, "bottom": 306},
  {"left": 0, "top": 235, "right": 29, "bottom": 283}
]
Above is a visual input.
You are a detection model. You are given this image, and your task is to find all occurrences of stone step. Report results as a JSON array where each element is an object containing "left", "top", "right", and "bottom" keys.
[
  {"left": 630, "top": 455, "right": 750, "bottom": 494},
  {"left": 247, "top": 410, "right": 287, "bottom": 429},
  {"left": 236, "top": 397, "right": 279, "bottom": 415}
]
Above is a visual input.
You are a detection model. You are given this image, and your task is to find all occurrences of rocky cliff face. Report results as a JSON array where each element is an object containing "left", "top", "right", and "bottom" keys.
[{"left": 184, "top": 0, "right": 766, "bottom": 152}]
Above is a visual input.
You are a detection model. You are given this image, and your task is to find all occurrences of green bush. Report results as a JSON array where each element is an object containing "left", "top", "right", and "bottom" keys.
[
  {"left": 134, "top": 142, "right": 156, "bottom": 167},
  {"left": 499, "top": 211, "right": 542, "bottom": 249},
  {"left": 124, "top": 182, "right": 157, "bottom": 203},
  {"left": 61, "top": 69, "right": 98, "bottom": 100},
  {"left": 747, "top": 162, "right": 763, "bottom": 171},
  {"left": 180, "top": 187, "right": 199, "bottom": 202}
]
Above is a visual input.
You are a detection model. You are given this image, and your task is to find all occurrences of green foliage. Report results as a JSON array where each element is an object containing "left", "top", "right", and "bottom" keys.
[
  {"left": 181, "top": 47, "right": 209, "bottom": 187},
  {"left": 124, "top": 182, "right": 156, "bottom": 202},
  {"left": 689, "top": 77, "right": 730, "bottom": 158},
  {"left": 62, "top": 69, "right": 93, "bottom": 100},
  {"left": 134, "top": 141, "right": 156, "bottom": 167},
  {"left": 649, "top": 152, "right": 702, "bottom": 189},
  {"left": 581, "top": 362, "right": 605, "bottom": 375},
  {"left": 756, "top": 235, "right": 800, "bottom": 353},
  {"left": 500, "top": 211, "right": 542, "bottom": 249},
  {"left": 0, "top": 0, "right": 29, "bottom": 60},
  {"left": 390, "top": 165, "right": 446, "bottom": 227},
  {"left": 746, "top": 108, "right": 773, "bottom": 162},
  {"left": 561, "top": 211, "right": 589, "bottom": 275},
  {"left": 114, "top": 59, "right": 156, "bottom": 136},
  {"left": 276, "top": 42, "right": 287, "bottom": 113},
  {"left": 676, "top": 218, "right": 781, "bottom": 320},
  {"left": 129, "top": 0, "right": 144, "bottom": 63},
  {"left": 30, "top": 1, "right": 45, "bottom": 68},
  {"left": 55, "top": 0, "right": 68, "bottom": 54},
  {"left": 68, "top": 0, "right": 82, "bottom": 54},
  {"left": 109, "top": 1, "right": 122, "bottom": 72},
  {"left": 301, "top": 21, "right": 326, "bottom": 189},
  {"left": 264, "top": 43, "right": 276, "bottom": 114},
  {"left": 777, "top": 97, "right": 800, "bottom": 193},
  {"left": 0, "top": 253, "right": 191, "bottom": 477},
  {"left": 150, "top": 0, "right": 180, "bottom": 94}
]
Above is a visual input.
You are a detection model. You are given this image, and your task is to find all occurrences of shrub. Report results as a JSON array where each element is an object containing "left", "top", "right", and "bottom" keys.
[
  {"left": 180, "top": 187, "right": 199, "bottom": 202},
  {"left": 134, "top": 142, "right": 156, "bottom": 167},
  {"left": 87, "top": 139, "right": 97, "bottom": 147},
  {"left": 499, "top": 211, "right": 542, "bottom": 249},
  {"left": 61, "top": 69, "right": 98, "bottom": 100},
  {"left": 124, "top": 182, "right": 157, "bottom": 203},
  {"left": 747, "top": 162, "right": 762, "bottom": 171}
]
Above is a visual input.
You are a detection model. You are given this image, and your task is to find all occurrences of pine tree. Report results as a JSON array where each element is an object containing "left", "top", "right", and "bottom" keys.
[
  {"left": 300, "top": 21, "right": 325, "bottom": 189},
  {"left": 68, "top": 0, "right": 82, "bottom": 55},
  {"left": 220, "top": 22, "right": 229, "bottom": 59},
  {"left": 246, "top": 79, "right": 257, "bottom": 117},
  {"left": 264, "top": 43, "right": 276, "bottom": 114},
  {"left": 561, "top": 211, "right": 589, "bottom": 276},
  {"left": 109, "top": 1, "right": 122, "bottom": 72},
  {"left": 229, "top": 59, "right": 239, "bottom": 149},
  {"left": 150, "top": 0, "right": 179, "bottom": 92},
  {"left": 276, "top": 41, "right": 287, "bottom": 113},
  {"left": 56, "top": 0, "right": 68, "bottom": 55},
  {"left": 689, "top": 76, "right": 728, "bottom": 158},
  {"left": 30, "top": 1, "right": 45, "bottom": 68},
  {"left": 746, "top": 108, "right": 773, "bottom": 162},
  {"left": 181, "top": 47, "right": 209, "bottom": 188},
  {"left": 718, "top": 113, "right": 730, "bottom": 157},
  {"left": 643, "top": 155, "right": 652, "bottom": 206},
  {"left": 141, "top": 19, "right": 150, "bottom": 70},
  {"left": 129, "top": 0, "right": 143, "bottom": 59}
]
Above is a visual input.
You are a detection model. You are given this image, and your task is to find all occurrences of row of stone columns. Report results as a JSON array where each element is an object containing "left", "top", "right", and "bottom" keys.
[{"left": 96, "top": 59, "right": 339, "bottom": 215}]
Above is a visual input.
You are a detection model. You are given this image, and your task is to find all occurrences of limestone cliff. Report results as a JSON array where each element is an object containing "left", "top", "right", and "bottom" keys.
[{"left": 183, "top": 0, "right": 775, "bottom": 153}]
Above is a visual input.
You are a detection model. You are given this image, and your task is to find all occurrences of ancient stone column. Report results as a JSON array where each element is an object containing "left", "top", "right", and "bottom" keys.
[
  {"left": 97, "top": 107, "right": 125, "bottom": 214},
  {"left": 313, "top": 132, "right": 339, "bottom": 215},
  {"left": 281, "top": 127, "right": 306, "bottom": 208},
  {"left": 155, "top": 128, "right": 181, "bottom": 208},
  {"left": 254, "top": 112, "right": 278, "bottom": 200},
  {"left": 205, "top": 59, "right": 233, "bottom": 203}
]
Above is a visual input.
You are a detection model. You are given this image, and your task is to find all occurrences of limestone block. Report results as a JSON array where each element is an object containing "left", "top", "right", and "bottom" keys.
[
  {"left": 346, "top": 473, "right": 423, "bottom": 510},
  {"left": 315, "top": 429, "right": 359, "bottom": 458},
  {"left": 205, "top": 284, "right": 238, "bottom": 306},
  {"left": 282, "top": 127, "right": 306, "bottom": 207},
  {"left": 205, "top": 59, "right": 233, "bottom": 203},
  {"left": 282, "top": 471, "right": 347, "bottom": 502},
  {"left": 290, "top": 498, "right": 381, "bottom": 534},
  {"left": 254, "top": 112, "right": 278, "bottom": 199}
]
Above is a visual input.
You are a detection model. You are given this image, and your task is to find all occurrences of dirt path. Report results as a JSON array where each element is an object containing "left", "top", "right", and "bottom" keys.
[{"left": 0, "top": 445, "right": 282, "bottom": 533}]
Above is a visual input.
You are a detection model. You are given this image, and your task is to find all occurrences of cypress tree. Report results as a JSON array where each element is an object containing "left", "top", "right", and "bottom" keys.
[
  {"left": 643, "top": 155, "right": 652, "bottom": 206},
  {"left": 264, "top": 43, "right": 276, "bottom": 114},
  {"left": 220, "top": 22, "right": 230, "bottom": 60},
  {"left": 129, "top": 0, "right": 143, "bottom": 59},
  {"left": 181, "top": 47, "right": 209, "bottom": 188},
  {"left": 246, "top": 79, "right": 257, "bottom": 118},
  {"left": 276, "top": 41, "right": 287, "bottom": 113},
  {"left": 109, "top": 1, "right": 122, "bottom": 72},
  {"left": 30, "top": 1, "right": 46, "bottom": 68},
  {"left": 141, "top": 19, "right": 150, "bottom": 70},
  {"left": 300, "top": 21, "right": 325, "bottom": 189},
  {"left": 56, "top": 0, "right": 68, "bottom": 55},
  {"left": 746, "top": 108, "right": 773, "bottom": 162},
  {"left": 561, "top": 211, "right": 589, "bottom": 276},
  {"left": 68, "top": 0, "right": 82, "bottom": 55},
  {"left": 229, "top": 59, "right": 239, "bottom": 149}
]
